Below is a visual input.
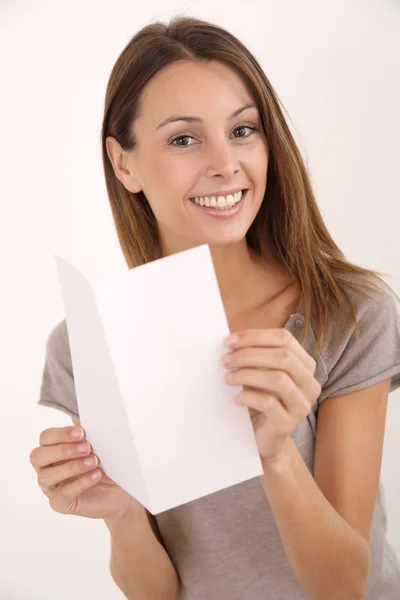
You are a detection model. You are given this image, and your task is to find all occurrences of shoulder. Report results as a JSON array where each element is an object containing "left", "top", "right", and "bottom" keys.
[
  {"left": 315, "top": 272, "right": 400, "bottom": 403},
  {"left": 45, "top": 318, "right": 73, "bottom": 373},
  {"left": 47, "top": 318, "right": 69, "bottom": 350},
  {"left": 321, "top": 272, "right": 398, "bottom": 347},
  {"left": 340, "top": 271, "right": 397, "bottom": 314},
  {"left": 39, "top": 318, "right": 78, "bottom": 419}
]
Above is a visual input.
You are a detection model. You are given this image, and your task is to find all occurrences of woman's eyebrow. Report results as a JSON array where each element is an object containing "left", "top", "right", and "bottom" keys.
[{"left": 155, "top": 103, "right": 258, "bottom": 131}]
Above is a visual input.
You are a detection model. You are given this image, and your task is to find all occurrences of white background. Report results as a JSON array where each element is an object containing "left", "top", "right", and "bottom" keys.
[{"left": 1, "top": 0, "right": 399, "bottom": 598}]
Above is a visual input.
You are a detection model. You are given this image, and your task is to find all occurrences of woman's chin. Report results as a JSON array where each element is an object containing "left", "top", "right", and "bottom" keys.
[{"left": 193, "top": 228, "right": 248, "bottom": 248}]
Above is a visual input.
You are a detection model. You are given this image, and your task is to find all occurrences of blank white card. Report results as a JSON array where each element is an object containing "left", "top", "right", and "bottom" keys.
[{"left": 56, "top": 244, "right": 263, "bottom": 515}]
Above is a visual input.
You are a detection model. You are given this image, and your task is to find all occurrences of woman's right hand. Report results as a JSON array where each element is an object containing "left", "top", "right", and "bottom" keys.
[{"left": 30, "top": 425, "right": 142, "bottom": 520}]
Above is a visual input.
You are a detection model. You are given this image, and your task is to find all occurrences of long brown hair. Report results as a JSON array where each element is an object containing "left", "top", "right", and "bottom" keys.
[{"left": 100, "top": 15, "right": 399, "bottom": 349}]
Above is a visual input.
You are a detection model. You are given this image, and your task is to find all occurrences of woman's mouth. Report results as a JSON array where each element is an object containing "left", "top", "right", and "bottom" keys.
[{"left": 189, "top": 189, "right": 248, "bottom": 218}]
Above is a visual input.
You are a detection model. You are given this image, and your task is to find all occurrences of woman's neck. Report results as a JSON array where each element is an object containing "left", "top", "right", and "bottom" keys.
[{"left": 210, "top": 240, "right": 294, "bottom": 321}]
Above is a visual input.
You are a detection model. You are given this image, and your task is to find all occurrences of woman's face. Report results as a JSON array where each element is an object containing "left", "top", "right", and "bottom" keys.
[{"left": 107, "top": 59, "right": 269, "bottom": 254}]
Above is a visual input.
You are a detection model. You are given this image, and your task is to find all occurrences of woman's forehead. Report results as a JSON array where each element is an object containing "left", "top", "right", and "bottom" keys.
[{"left": 138, "top": 61, "right": 255, "bottom": 125}]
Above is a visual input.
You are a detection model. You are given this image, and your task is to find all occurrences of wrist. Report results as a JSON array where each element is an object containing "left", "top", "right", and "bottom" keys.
[
  {"left": 104, "top": 501, "right": 147, "bottom": 535},
  {"left": 260, "top": 438, "right": 294, "bottom": 471}
]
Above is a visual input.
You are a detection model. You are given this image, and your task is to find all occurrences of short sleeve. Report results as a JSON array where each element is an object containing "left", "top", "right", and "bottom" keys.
[
  {"left": 319, "top": 292, "right": 400, "bottom": 403},
  {"left": 38, "top": 319, "right": 80, "bottom": 421}
]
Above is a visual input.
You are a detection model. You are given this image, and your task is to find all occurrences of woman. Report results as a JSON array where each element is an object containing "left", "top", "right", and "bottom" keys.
[{"left": 31, "top": 15, "right": 400, "bottom": 600}]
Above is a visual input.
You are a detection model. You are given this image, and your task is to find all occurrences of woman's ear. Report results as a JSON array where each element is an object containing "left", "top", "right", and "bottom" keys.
[{"left": 105, "top": 136, "right": 142, "bottom": 193}]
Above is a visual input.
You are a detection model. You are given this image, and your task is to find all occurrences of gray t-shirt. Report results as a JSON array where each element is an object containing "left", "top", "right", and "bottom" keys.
[{"left": 38, "top": 276, "right": 400, "bottom": 599}]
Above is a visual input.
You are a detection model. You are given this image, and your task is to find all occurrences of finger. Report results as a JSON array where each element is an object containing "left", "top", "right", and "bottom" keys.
[
  {"left": 39, "top": 425, "right": 85, "bottom": 446},
  {"left": 48, "top": 469, "right": 103, "bottom": 506},
  {"left": 30, "top": 440, "right": 92, "bottom": 471},
  {"left": 236, "top": 389, "right": 295, "bottom": 434},
  {"left": 38, "top": 454, "right": 99, "bottom": 496},
  {"left": 226, "top": 328, "right": 315, "bottom": 372},
  {"left": 227, "top": 368, "right": 311, "bottom": 420},
  {"left": 223, "top": 346, "right": 313, "bottom": 391}
]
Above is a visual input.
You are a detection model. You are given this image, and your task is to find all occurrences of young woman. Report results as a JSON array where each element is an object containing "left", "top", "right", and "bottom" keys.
[{"left": 31, "top": 15, "right": 400, "bottom": 600}]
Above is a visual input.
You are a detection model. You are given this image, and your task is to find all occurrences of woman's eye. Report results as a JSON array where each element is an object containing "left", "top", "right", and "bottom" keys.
[
  {"left": 170, "top": 135, "right": 194, "bottom": 148},
  {"left": 233, "top": 125, "right": 257, "bottom": 138},
  {"left": 169, "top": 124, "right": 258, "bottom": 148}
]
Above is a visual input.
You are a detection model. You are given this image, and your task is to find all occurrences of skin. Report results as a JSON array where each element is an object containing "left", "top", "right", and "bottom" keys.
[
  {"left": 106, "top": 59, "right": 292, "bottom": 318},
  {"left": 31, "top": 59, "right": 319, "bottom": 523},
  {"left": 30, "top": 59, "right": 372, "bottom": 599},
  {"left": 105, "top": 58, "right": 319, "bottom": 464}
]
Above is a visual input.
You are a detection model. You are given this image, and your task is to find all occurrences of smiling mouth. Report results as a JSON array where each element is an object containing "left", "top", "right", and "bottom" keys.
[{"left": 189, "top": 189, "right": 247, "bottom": 210}]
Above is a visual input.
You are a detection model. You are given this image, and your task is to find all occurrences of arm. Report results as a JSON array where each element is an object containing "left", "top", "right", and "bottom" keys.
[
  {"left": 71, "top": 419, "right": 179, "bottom": 600},
  {"left": 259, "top": 380, "right": 390, "bottom": 600},
  {"left": 104, "top": 505, "right": 180, "bottom": 600},
  {"left": 261, "top": 437, "right": 369, "bottom": 600}
]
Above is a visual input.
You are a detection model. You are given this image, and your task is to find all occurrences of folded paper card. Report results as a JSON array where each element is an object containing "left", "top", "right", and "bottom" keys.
[{"left": 55, "top": 244, "right": 263, "bottom": 514}]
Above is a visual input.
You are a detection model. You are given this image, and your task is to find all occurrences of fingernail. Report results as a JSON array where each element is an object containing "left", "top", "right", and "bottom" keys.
[
  {"left": 225, "top": 334, "right": 238, "bottom": 347},
  {"left": 71, "top": 427, "right": 83, "bottom": 440},
  {"left": 77, "top": 442, "right": 90, "bottom": 453},
  {"left": 222, "top": 353, "right": 232, "bottom": 365}
]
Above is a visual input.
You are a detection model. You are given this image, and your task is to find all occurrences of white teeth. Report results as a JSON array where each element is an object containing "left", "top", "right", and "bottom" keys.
[
  {"left": 217, "top": 196, "right": 227, "bottom": 208},
  {"left": 192, "top": 189, "right": 244, "bottom": 209}
]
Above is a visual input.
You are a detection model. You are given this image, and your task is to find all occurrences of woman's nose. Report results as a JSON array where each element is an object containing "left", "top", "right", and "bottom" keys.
[{"left": 204, "top": 140, "right": 240, "bottom": 179}]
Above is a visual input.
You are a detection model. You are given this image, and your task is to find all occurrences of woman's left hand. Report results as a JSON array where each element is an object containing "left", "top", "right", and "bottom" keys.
[{"left": 222, "top": 328, "right": 321, "bottom": 465}]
